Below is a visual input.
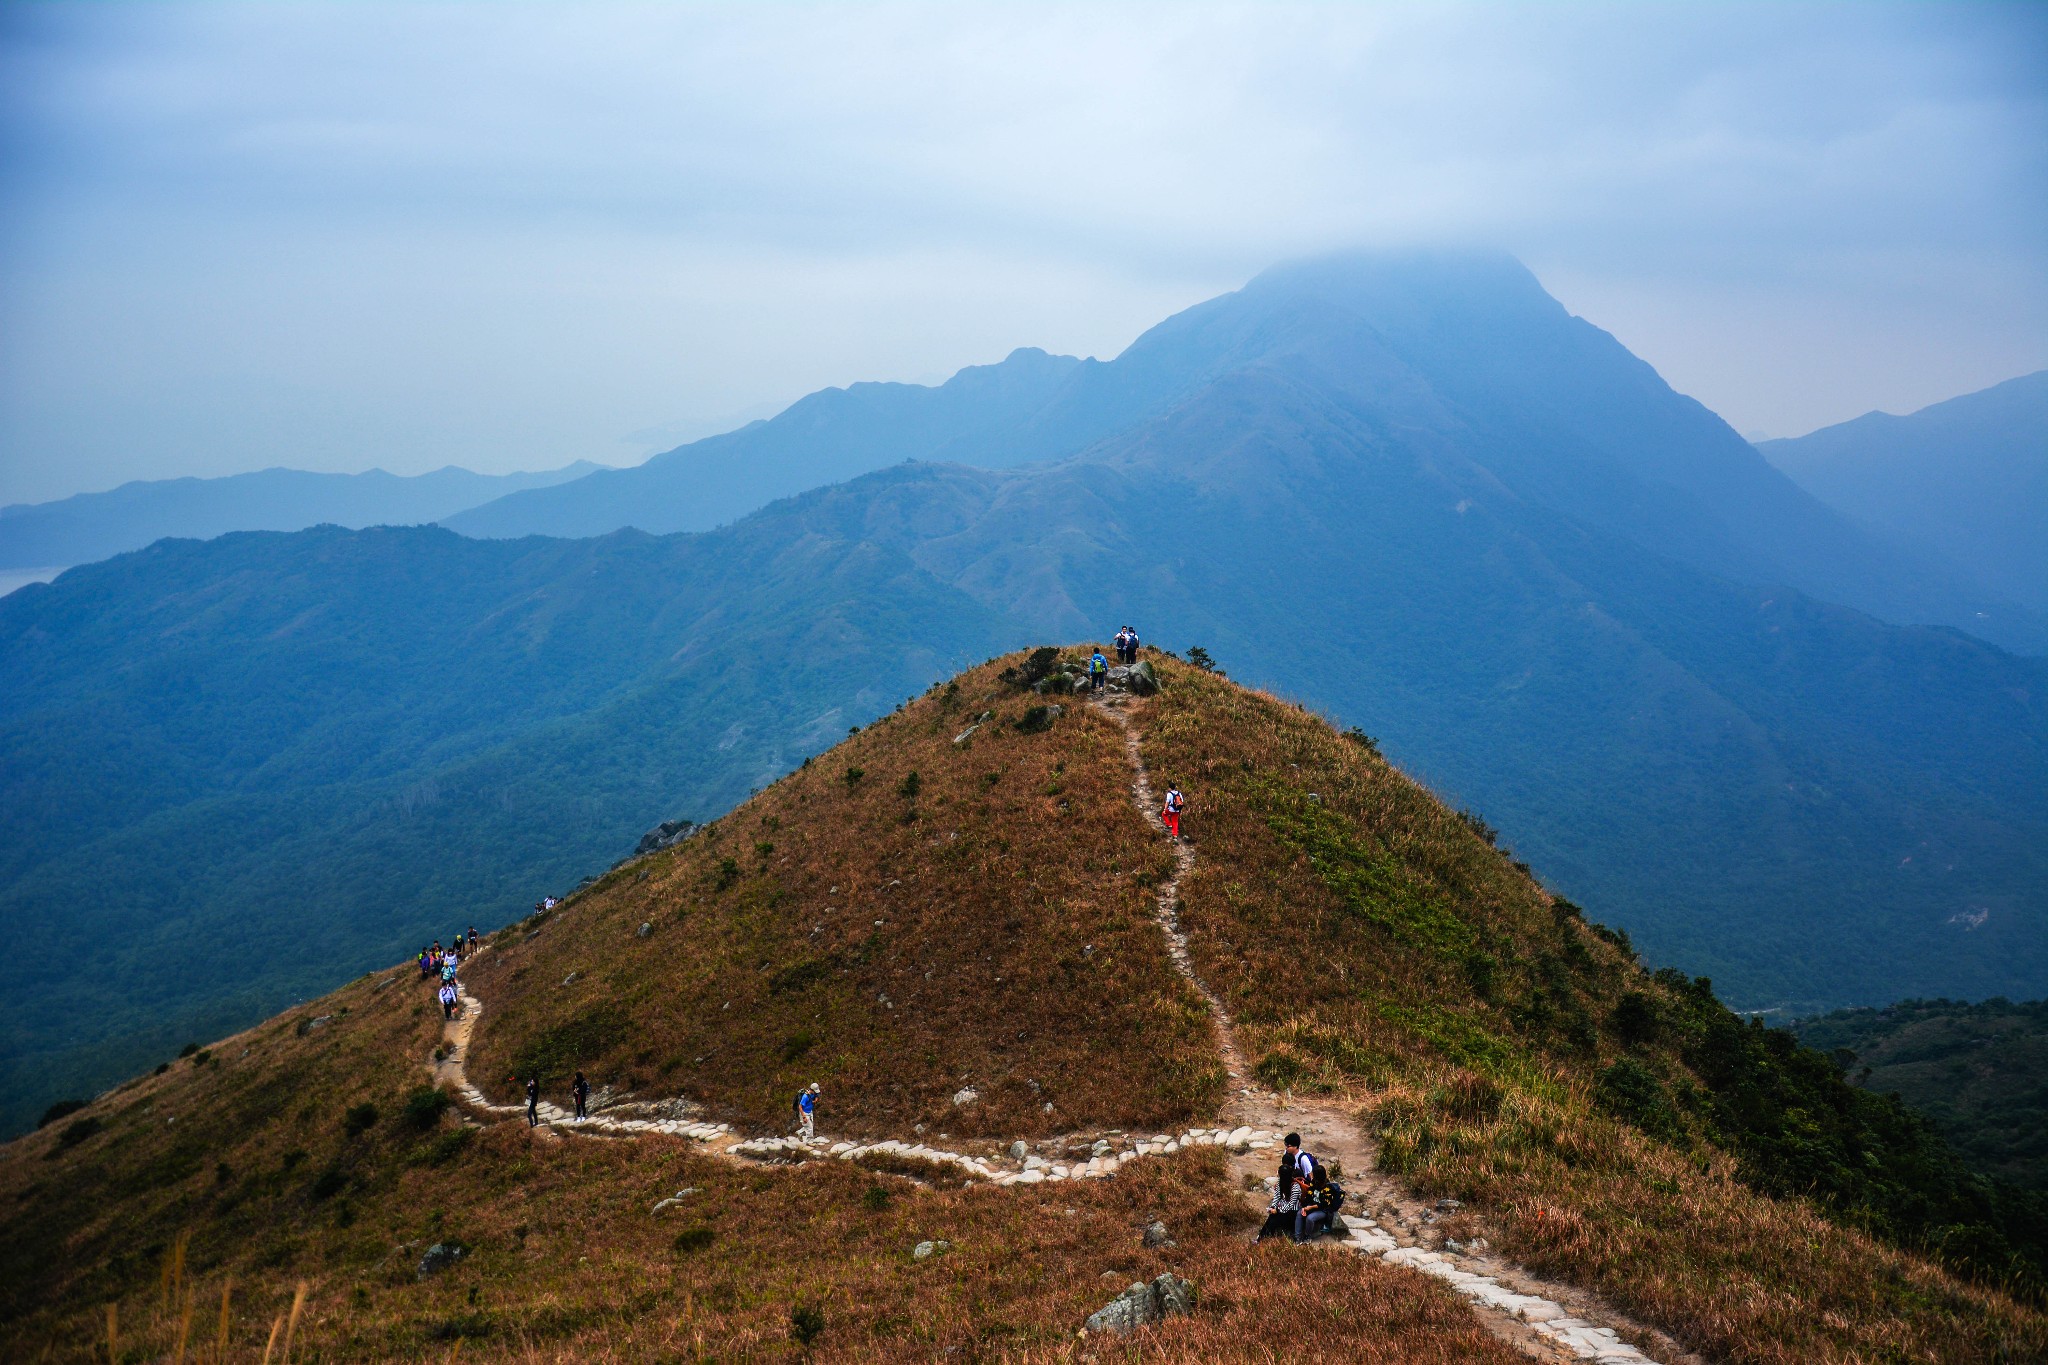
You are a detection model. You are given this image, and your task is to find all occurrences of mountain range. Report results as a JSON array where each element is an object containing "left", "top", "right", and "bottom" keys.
[
  {"left": 2, "top": 250, "right": 2043, "bottom": 1142},
  {"left": 1761, "top": 370, "right": 2048, "bottom": 614},
  {"left": 0, "top": 461, "right": 604, "bottom": 573}
]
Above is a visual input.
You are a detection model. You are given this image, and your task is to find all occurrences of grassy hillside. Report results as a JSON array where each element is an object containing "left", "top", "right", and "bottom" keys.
[
  {"left": 1794, "top": 998, "right": 2048, "bottom": 1190},
  {"left": 4, "top": 648, "right": 2043, "bottom": 1363},
  {"left": 463, "top": 663, "right": 1222, "bottom": 1135}
]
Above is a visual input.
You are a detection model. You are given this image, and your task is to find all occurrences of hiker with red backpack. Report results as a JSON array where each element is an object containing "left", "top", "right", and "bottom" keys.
[{"left": 1162, "top": 786, "right": 1186, "bottom": 841}]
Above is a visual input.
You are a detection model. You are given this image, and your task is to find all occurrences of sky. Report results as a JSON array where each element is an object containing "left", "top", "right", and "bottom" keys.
[{"left": 0, "top": 2, "right": 2042, "bottom": 506}]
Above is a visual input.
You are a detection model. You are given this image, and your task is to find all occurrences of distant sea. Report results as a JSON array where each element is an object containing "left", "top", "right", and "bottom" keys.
[{"left": 0, "top": 566, "right": 64, "bottom": 598}]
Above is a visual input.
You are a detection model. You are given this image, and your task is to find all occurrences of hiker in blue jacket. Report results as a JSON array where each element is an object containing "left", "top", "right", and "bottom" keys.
[
  {"left": 794, "top": 1083, "right": 819, "bottom": 1140},
  {"left": 1088, "top": 649, "right": 1109, "bottom": 691}
]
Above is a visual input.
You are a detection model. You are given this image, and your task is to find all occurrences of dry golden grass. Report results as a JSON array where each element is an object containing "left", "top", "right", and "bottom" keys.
[
  {"left": 465, "top": 656, "right": 1222, "bottom": 1138},
  {"left": 1135, "top": 657, "right": 2048, "bottom": 1363}
]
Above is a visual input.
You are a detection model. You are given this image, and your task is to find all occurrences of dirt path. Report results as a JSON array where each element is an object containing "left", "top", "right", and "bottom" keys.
[{"left": 1091, "top": 691, "right": 1702, "bottom": 1365}]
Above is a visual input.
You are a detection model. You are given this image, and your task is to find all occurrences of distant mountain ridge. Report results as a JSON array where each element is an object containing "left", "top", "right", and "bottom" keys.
[
  {"left": 453, "top": 254, "right": 2045, "bottom": 655},
  {"left": 0, "top": 461, "right": 605, "bottom": 572},
  {"left": 4, "top": 249, "right": 2044, "bottom": 1143},
  {"left": 1761, "top": 371, "right": 2048, "bottom": 613},
  {"left": 443, "top": 347, "right": 1084, "bottom": 539}
]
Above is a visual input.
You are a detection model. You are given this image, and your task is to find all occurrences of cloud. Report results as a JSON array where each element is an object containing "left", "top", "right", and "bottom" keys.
[{"left": 1, "top": 2, "right": 2042, "bottom": 501}]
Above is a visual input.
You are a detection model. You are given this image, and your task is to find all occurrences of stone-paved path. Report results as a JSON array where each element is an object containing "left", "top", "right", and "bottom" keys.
[
  {"left": 421, "top": 689, "right": 1701, "bottom": 1362},
  {"left": 1090, "top": 692, "right": 1701, "bottom": 1365}
]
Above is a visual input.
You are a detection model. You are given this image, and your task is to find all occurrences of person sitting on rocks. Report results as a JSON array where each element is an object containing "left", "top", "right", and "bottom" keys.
[
  {"left": 1257, "top": 1160, "right": 1302, "bottom": 1241},
  {"left": 1296, "top": 1164, "right": 1344, "bottom": 1243}
]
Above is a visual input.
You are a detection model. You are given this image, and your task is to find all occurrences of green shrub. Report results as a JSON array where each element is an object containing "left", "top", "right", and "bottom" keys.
[
  {"left": 36, "top": 1099, "right": 86, "bottom": 1130},
  {"left": 790, "top": 1304, "right": 825, "bottom": 1348},
  {"left": 779, "top": 1029, "right": 816, "bottom": 1062},
  {"left": 1595, "top": 1059, "right": 1682, "bottom": 1141},
  {"left": 1341, "top": 726, "right": 1380, "bottom": 755},
  {"left": 860, "top": 1185, "right": 891, "bottom": 1212},
  {"left": 673, "top": 1226, "right": 715, "bottom": 1254},
  {"left": 1610, "top": 992, "right": 1660, "bottom": 1046},
  {"left": 55, "top": 1116, "right": 103, "bottom": 1150},
  {"left": 343, "top": 1102, "right": 380, "bottom": 1136},
  {"left": 1015, "top": 705, "right": 1055, "bottom": 735},
  {"left": 897, "top": 770, "right": 921, "bottom": 800},
  {"left": 309, "top": 1165, "right": 348, "bottom": 1200},
  {"left": 402, "top": 1085, "right": 450, "bottom": 1131}
]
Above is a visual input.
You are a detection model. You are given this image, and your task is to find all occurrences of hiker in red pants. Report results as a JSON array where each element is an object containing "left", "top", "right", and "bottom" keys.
[{"left": 1163, "top": 786, "right": 1186, "bottom": 841}]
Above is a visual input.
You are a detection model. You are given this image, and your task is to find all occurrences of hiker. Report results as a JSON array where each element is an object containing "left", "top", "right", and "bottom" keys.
[
  {"left": 526, "top": 1076, "right": 541, "bottom": 1128},
  {"left": 438, "top": 982, "right": 458, "bottom": 1020},
  {"left": 417, "top": 948, "right": 432, "bottom": 978},
  {"left": 794, "top": 1083, "right": 819, "bottom": 1141},
  {"left": 572, "top": 1071, "right": 590, "bottom": 1121},
  {"left": 1257, "top": 1157, "right": 1303, "bottom": 1241},
  {"left": 467, "top": 926, "right": 480, "bottom": 954},
  {"left": 1162, "top": 786, "right": 1186, "bottom": 841},
  {"left": 1296, "top": 1164, "right": 1345, "bottom": 1243},
  {"left": 1117, "top": 626, "right": 1140, "bottom": 665},
  {"left": 441, "top": 958, "right": 458, "bottom": 987},
  {"left": 1088, "top": 649, "right": 1109, "bottom": 691},
  {"left": 1280, "top": 1133, "right": 1325, "bottom": 1232}
]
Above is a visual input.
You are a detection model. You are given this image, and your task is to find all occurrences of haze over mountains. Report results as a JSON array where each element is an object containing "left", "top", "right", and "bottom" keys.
[
  {"left": 1761, "top": 371, "right": 2048, "bottom": 615},
  {"left": 0, "top": 461, "right": 604, "bottom": 574},
  {"left": 3, "top": 250, "right": 2043, "bottom": 1140}
]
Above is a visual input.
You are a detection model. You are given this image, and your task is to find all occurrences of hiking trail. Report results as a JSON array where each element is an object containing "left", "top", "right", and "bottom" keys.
[
  {"left": 1090, "top": 691, "right": 1699, "bottom": 1365},
  {"left": 422, "top": 689, "right": 1697, "bottom": 1362}
]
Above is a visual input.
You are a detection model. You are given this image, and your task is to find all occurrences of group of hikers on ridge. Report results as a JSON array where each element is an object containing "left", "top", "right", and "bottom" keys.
[
  {"left": 1258, "top": 1133, "right": 1346, "bottom": 1243},
  {"left": 1084, "top": 626, "right": 1145, "bottom": 692},
  {"left": 418, "top": 928, "right": 480, "bottom": 1019}
]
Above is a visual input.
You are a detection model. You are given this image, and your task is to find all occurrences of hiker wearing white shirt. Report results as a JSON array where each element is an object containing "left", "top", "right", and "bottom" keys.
[{"left": 1162, "top": 786, "right": 1186, "bottom": 841}]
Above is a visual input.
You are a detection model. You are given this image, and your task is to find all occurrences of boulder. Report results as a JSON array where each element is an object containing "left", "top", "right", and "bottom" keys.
[
  {"left": 1083, "top": 1273, "right": 1196, "bottom": 1336},
  {"left": 634, "top": 819, "right": 697, "bottom": 857},
  {"left": 1008, "top": 1140, "right": 1029, "bottom": 1160},
  {"left": 1127, "top": 660, "right": 1160, "bottom": 695},
  {"left": 416, "top": 1242, "right": 467, "bottom": 1280},
  {"left": 951, "top": 1086, "right": 979, "bottom": 1107},
  {"left": 637, "top": 922, "right": 653, "bottom": 938},
  {"left": 912, "top": 1239, "right": 950, "bottom": 1261},
  {"left": 1142, "top": 1219, "right": 1175, "bottom": 1248}
]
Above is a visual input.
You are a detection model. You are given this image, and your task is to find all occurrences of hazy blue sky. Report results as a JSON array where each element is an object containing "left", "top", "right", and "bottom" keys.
[{"left": 2, "top": 2, "right": 2042, "bottom": 505}]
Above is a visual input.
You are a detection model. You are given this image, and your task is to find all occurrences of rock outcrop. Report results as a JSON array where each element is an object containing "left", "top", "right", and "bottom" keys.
[{"left": 1084, "top": 1272, "right": 1196, "bottom": 1335}]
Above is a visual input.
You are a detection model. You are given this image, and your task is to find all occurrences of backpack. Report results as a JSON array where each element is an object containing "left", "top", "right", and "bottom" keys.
[{"left": 1316, "top": 1179, "right": 1345, "bottom": 1214}]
